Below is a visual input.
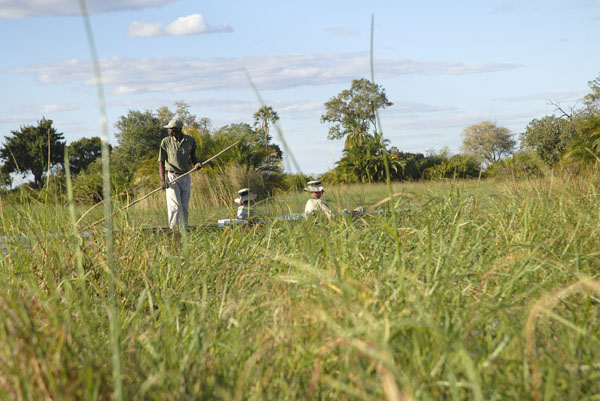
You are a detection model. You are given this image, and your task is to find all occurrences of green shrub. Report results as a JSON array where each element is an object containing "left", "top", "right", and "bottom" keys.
[{"left": 486, "top": 151, "right": 547, "bottom": 179}]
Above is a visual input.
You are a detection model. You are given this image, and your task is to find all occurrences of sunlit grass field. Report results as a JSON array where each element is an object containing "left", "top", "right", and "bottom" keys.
[{"left": 1, "top": 176, "right": 600, "bottom": 400}]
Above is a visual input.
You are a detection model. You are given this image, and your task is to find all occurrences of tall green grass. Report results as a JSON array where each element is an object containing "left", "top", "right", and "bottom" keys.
[{"left": 1, "top": 176, "right": 600, "bottom": 400}]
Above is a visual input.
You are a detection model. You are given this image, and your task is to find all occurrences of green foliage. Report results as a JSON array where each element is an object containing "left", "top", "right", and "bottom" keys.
[
  {"left": 519, "top": 115, "right": 576, "bottom": 167},
  {"left": 584, "top": 73, "right": 600, "bottom": 110},
  {"left": 0, "top": 167, "right": 11, "bottom": 189},
  {"left": 517, "top": 72, "right": 600, "bottom": 172},
  {"left": 3, "top": 177, "right": 600, "bottom": 399},
  {"left": 321, "top": 78, "right": 393, "bottom": 142},
  {"left": 67, "top": 136, "right": 105, "bottom": 175},
  {"left": 71, "top": 158, "right": 133, "bottom": 203},
  {"left": 486, "top": 150, "right": 547, "bottom": 179},
  {"left": 157, "top": 102, "right": 211, "bottom": 133},
  {"left": 559, "top": 112, "right": 600, "bottom": 174},
  {"left": 323, "top": 145, "right": 481, "bottom": 184},
  {"left": 461, "top": 121, "right": 516, "bottom": 164},
  {"left": 331, "top": 134, "right": 403, "bottom": 183},
  {"left": 212, "top": 123, "right": 283, "bottom": 171},
  {"left": 208, "top": 123, "right": 286, "bottom": 195},
  {"left": 283, "top": 173, "right": 314, "bottom": 192},
  {"left": 112, "top": 109, "right": 164, "bottom": 173},
  {"left": 0, "top": 118, "right": 65, "bottom": 188},
  {"left": 423, "top": 152, "right": 482, "bottom": 180},
  {"left": 387, "top": 148, "right": 424, "bottom": 180},
  {"left": 155, "top": 105, "right": 175, "bottom": 125},
  {"left": 175, "top": 101, "right": 211, "bottom": 131}
]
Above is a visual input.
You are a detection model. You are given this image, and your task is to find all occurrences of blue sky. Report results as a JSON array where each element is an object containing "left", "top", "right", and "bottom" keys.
[{"left": 1, "top": 0, "right": 599, "bottom": 176}]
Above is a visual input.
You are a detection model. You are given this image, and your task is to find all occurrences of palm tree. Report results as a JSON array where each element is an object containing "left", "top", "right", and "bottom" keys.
[
  {"left": 336, "top": 134, "right": 402, "bottom": 183},
  {"left": 253, "top": 105, "right": 279, "bottom": 147}
]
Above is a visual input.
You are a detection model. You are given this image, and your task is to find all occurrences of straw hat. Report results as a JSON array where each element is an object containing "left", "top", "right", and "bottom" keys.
[
  {"left": 234, "top": 188, "right": 257, "bottom": 204},
  {"left": 303, "top": 180, "right": 325, "bottom": 193}
]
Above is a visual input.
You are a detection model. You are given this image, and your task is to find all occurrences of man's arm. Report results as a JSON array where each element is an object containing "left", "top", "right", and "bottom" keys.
[
  {"left": 159, "top": 161, "right": 168, "bottom": 189},
  {"left": 190, "top": 138, "right": 202, "bottom": 170}
]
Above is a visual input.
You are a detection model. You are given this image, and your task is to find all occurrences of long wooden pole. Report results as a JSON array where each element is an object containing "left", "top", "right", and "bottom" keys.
[{"left": 85, "top": 140, "right": 240, "bottom": 229}]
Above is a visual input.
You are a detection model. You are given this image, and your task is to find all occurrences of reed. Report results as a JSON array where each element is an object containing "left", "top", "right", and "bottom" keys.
[{"left": 2, "top": 175, "right": 600, "bottom": 399}]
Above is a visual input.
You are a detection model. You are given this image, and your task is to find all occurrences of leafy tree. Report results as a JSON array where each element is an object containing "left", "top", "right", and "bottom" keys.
[
  {"left": 156, "top": 106, "right": 175, "bottom": 126},
  {"left": 321, "top": 78, "right": 393, "bottom": 145},
  {"left": 175, "top": 101, "right": 198, "bottom": 129},
  {"left": 253, "top": 105, "right": 279, "bottom": 145},
  {"left": 519, "top": 116, "right": 576, "bottom": 167},
  {"left": 0, "top": 118, "right": 65, "bottom": 188},
  {"left": 114, "top": 109, "right": 163, "bottom": 163},
  {"left": 206, "top": 123, "right": 286, "bottom": 195},
  {"left": 158, "top": 102, "right": 212, "bottom": 137},
  {"left": 460, "top": 121, "right": 516, "bottom": 164},
  {"left": 67, "top": 136, "right": 106, "bottom": 175},
  {"left": 0, "top": 166, "right": 12, "bottom": 189},
  {"left": 212, "top": 123, "right": 282, "bottom": 170}
]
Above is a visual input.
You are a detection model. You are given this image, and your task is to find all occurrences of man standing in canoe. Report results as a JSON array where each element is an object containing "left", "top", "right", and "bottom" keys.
[{"left": 158, "top": 119, "right": 203, "bottom": 229}]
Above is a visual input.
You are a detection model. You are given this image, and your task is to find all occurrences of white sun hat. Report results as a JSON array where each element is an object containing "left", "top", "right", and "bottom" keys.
[
  {"left": 234, "top": 188, "right": 257, "bottom": 204},
  {"left": 303, "top": 180, "right": 325, "bottom": 193}
]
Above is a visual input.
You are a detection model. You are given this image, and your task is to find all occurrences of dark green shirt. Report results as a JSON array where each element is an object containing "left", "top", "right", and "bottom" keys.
[{"left": 158, "top": 134, "right": 199, "bottom": 174}]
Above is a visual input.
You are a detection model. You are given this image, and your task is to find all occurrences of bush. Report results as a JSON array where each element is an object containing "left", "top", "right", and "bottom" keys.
[
  {"left": 423, "top": 152, "right": 482, "bottom": 180},
  {"left": 71, "top": 159, "right": 133, "bottom": 203},
  {"left": 486, "top": 151, "right": 547, "bottom": 179}
]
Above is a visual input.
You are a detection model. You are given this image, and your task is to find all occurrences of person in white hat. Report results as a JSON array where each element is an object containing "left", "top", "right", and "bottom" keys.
[
  {"left": 303, "top": 180, "right": 333, "bottom": 222},
  {"left": 304, "top": 180, "right": 365, "bottom": 222},
  {"left": 158, "top": 119, "right": 203, "bottom": 229},
  {"left": 234, "top": 188, "right": 260, "bottom": 221}
]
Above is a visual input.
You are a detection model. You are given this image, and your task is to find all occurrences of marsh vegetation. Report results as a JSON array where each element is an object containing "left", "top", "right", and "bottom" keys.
[{"left": 1, "top": 176, "right": 599, "bottom": 400}]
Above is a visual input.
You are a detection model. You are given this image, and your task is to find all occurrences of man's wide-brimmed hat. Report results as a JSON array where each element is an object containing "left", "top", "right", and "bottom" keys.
[
  {"left": 304, "top": 180, "right": 325, "bottom": 193},
  {"left": 234, "top": 188, "right": 257, "bottom": 204},
  {"left": 164, "top": 119, "right": 183, "bottom": 129}
]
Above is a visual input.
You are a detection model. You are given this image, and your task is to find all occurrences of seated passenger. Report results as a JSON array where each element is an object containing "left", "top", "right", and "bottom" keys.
[
  {"left": 304, "top": 180, "right": 365, "bottom": 222},
  {"left": 234, "top": 188, "right": 260, "bottom": 221},
  {"left": 304, "top": 181, "right": 333, "bottom": 222}
]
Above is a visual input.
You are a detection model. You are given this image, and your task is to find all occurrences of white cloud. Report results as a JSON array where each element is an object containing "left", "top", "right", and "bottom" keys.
[
  {"left": 0, "top": 0, "right": 176, "bottom": 18},
  {"left": 126, "top": 14, "right": 233, "bottom": 37},
  {"left": 127, "top": 21, "right": 163, "bottom": 38},
  {"left": 9, "top": 52, "right": 522, "bottom": 95},
  {"left": 165, "top": 14, "right": 210, "bottom": 35}
]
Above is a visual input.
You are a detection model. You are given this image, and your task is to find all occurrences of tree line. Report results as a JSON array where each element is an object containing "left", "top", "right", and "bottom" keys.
[
  {"left": 0, "top": 102, "right": 285, "bottom": 202},
  {"left": 319, "top": 74, "right": 600, "bottom": 183},
  {"left": 1, "top": 73, "right": 599, "bottom": 201}
]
